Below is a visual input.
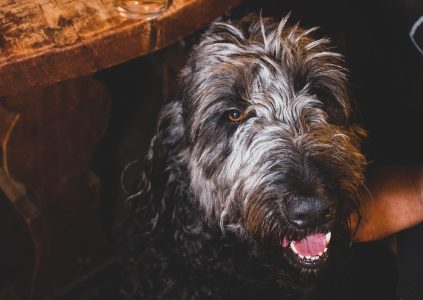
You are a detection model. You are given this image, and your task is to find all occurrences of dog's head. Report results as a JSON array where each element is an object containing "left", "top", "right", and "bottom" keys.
[{"left": 151, "top": 15, "right": 366, "bottom": 273}]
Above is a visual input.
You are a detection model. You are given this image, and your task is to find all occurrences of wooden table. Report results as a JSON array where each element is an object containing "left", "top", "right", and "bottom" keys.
[{"left": 0, "top": 0, "right": 242, "bottom": 299}]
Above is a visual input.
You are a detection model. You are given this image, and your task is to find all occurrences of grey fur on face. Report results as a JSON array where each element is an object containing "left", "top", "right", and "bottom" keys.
[{"left": 179, "top": 15, "right": 366, "bottom": 240}]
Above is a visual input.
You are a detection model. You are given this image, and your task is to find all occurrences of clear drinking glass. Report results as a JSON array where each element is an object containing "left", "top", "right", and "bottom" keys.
[{"left": 114, "top": 0, "right": 169, "bottom": 19}]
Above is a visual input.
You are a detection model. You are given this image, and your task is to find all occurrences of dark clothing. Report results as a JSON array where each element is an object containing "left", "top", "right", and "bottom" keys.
[{"left": 397, "top": 222, "right": 423, "bottom": 300}]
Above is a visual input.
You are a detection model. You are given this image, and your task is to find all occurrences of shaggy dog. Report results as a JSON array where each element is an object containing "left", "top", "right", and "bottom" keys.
[{"left": 121, "top": 15, "right": 366, "bottom": 300}]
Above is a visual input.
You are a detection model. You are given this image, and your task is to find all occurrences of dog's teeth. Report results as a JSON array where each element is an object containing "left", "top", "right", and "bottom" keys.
[
  {"left": 325, "top": 232, "right": 331, "bottom": 244},
  {"left": 290, "top": 242, "right": 298, "bottom": 254},
  {"left": 289, "top": 235, "right": 330, "bottom": 261}
]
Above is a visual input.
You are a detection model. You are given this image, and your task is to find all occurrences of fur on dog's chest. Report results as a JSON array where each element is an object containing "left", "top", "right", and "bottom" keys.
[{"left": 139, "top": 224, "right": 311, "bottom": 300}]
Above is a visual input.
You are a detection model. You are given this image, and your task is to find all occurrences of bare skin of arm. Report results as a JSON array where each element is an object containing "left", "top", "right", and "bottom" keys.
[{"left": 352, "top": 165, "right": 423, "bottom": 242}]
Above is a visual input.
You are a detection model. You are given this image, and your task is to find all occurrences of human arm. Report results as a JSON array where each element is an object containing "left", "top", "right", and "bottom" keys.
[{"left": 351, "top": 165, "right": 423, "bottom": 242}]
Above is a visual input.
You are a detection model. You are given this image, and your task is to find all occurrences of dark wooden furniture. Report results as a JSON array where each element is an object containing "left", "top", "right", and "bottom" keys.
[{"left": 0, "top": 0, "right": 242, "bottom": 298}]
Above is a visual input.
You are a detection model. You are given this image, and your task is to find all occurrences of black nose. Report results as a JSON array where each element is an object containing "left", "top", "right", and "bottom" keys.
[{"left": 285, "top": 196, "right": 336, "bottom": 229}]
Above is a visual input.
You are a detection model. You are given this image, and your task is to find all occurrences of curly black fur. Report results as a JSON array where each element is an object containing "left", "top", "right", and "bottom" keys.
[{"left": 120, "top": 15, "right": 366, "bottom": 300}]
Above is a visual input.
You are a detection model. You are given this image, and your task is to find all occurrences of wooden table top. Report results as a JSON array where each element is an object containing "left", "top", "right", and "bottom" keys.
[{"left": 0, "top": 0, "right": 242, "bottom": 97}]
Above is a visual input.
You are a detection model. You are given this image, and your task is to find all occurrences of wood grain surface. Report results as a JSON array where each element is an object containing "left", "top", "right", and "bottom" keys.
[{"left": 0, "top": 0, "right": 243, "bottom": 97}]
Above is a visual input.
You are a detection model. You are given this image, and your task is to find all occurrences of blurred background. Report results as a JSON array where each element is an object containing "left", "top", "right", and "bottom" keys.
[{"left": 1, "top": 0, "right": 422, "bottom": 299}]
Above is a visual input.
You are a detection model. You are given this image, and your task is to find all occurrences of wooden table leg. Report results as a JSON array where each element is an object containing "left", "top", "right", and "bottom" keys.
[{"left": 0, "top": 77, "right": 113, "bottom": 300}]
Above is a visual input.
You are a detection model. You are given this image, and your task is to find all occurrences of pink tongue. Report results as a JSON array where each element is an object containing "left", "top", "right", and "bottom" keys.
[{"left": 292, "top": 233, "right": 326, "bottom": 257}]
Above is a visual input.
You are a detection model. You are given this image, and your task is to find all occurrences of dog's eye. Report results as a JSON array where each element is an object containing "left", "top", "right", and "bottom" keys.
[{"left": 227, "top": 110, "right": 245, "bottom": 122}]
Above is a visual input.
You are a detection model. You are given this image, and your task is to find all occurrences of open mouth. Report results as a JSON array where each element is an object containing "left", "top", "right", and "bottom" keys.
[{"left": 281, "top": 232, "right": 331, "bottom": 269}]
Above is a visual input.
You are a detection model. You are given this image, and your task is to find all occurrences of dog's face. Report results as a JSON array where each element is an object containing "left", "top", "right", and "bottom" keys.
[{"left": 177, "top": 16, "right": 366, "bottom": 272}]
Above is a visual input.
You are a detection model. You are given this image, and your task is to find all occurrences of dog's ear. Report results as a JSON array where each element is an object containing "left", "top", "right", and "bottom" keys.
[
  {"left": 123, "top": 101, "right": 187, "bottom": 230},
  {"left": 142, "top": 100, "right": 186, "bottom": 196},
  {"left": 147, "top": 100, "right": 186, "bottom": 180}
]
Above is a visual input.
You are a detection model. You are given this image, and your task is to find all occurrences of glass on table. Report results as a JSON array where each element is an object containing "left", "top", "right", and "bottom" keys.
[{"left": 114, "top": 0, "right": 169, "bottom": 19}]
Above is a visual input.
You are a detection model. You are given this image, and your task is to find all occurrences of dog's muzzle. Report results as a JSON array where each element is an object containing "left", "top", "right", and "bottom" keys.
[{"left": 281, "top": 196, "right": 336, "bottom": 269}]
